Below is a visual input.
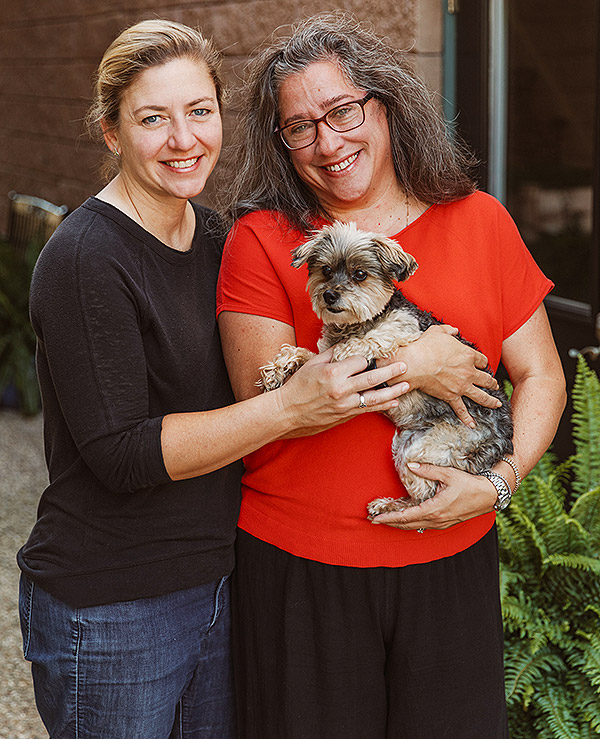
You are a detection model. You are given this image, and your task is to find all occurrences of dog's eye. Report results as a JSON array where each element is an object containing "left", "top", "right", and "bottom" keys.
[
  {"left": 321, "top": 266, "right": 333, "bottom": 278},
  {"left": 353, "top": 270, "right": 368, "bottom": 282}
]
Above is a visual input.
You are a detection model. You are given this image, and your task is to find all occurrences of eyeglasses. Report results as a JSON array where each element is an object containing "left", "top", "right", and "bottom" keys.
[{"left": 276, "top": 92, "right": 374, "bottom": 150}]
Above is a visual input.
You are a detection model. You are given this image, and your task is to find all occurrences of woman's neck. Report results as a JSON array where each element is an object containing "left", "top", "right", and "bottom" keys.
[
  {"left": 96, "top": 175, "right": 195, "bottom": 252},
  {"left": 326, "top": 184, "right": 429, "bottom": 236}
]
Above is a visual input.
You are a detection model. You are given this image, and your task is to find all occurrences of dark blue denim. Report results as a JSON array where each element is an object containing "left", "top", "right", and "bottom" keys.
[{"left": 19, "top": 574, "right": 235, "bottom": 738}]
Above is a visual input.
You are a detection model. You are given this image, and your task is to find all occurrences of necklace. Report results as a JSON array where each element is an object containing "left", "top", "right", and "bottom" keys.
[
  {"left": 405, "top": 190, "right": 410, "bottom": 228},
  {"left": 121, "top": 177, "right": 146, "bottom": 228}
]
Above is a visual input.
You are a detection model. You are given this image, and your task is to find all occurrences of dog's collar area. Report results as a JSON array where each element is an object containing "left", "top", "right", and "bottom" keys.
[{"left": 368, "top": 293, "right": 399, "bottom": 324}]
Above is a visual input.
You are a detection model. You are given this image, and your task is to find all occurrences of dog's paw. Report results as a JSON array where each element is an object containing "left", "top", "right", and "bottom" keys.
[
  {"left": 257, "top": 345, "right": 314, "bottom": 392},
  {"left": 257, "top": 364, "right": 288, "bottom": 392},
  {"left": 367, "top": 496, "right": 414, "bottom": 519}
]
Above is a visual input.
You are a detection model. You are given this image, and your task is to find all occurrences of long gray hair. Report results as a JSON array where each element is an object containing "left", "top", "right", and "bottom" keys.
[{"left": 219, "top": 12, "right": 477, "bottom": 233}]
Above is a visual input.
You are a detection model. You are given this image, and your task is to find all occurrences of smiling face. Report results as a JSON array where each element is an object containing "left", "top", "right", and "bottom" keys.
[
  {"left": 277, "top": 60, "right": 401, "bottom": 218},
  {"left": 103, "top": 57, "right": 222, "bottom": 203}
]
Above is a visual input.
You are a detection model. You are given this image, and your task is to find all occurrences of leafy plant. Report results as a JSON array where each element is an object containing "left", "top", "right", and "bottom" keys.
[
  {"left": 0, "top": 239, "right": 41, "bottom": 414},
  {"left": 499, "top": 356, "right": 600, "bottom": 737}
]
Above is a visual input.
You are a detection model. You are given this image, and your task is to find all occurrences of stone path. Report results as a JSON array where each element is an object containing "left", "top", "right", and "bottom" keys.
[{"left": 0, "top": 409, "right": 47, "bottom": 738}]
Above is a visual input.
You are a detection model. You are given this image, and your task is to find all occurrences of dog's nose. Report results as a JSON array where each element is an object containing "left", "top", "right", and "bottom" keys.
[{"left": 323, "top": 289, "right": 339, "bottom": 306}]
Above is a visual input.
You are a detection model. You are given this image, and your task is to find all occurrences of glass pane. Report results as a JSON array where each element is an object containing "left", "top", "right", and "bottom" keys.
[{"left": 506, "top": 0, "right": 596, "bottom": 303}]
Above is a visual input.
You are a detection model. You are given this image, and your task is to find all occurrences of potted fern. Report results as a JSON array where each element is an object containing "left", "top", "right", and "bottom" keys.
[{"left": 499, "top": 356, "right": 600, "bottom": 738}]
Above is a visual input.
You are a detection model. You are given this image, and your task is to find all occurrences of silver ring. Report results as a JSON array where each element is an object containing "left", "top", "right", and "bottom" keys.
[
  {"left": 417, "top": 528, "right": 426, "bottom": 533},
  {"left": 358, "top": 394, "right": 367, "bottom": 409}
]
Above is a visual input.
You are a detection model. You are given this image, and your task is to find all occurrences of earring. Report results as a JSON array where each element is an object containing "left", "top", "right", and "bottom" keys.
[{"left": 113, "top": 148, "right": 120, "bottom": 156}]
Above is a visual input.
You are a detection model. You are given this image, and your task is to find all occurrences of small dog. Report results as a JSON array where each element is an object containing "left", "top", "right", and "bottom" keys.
[{"left": 258, "top": 221, "right": 513, "bottom": 517}]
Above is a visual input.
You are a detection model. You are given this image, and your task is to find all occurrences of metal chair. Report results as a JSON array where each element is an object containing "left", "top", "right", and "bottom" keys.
[{"left": 7, "top": 191, "right": 68, "bottom": 256}]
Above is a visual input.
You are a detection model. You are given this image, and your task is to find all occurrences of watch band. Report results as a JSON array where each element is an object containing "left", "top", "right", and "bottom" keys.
[{"left": 480, "top": 470, "right": 512, "bottom": 511}]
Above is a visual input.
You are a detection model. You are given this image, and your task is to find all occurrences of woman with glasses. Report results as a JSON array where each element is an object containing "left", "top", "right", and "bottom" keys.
[{"left": 217, "top": 12, "right": 565, "bottom": 737}]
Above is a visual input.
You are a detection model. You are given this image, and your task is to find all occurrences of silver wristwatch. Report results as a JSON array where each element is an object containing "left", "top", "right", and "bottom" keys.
[{"left": 480, "top": 470, "right": 512, "bottom": 511}]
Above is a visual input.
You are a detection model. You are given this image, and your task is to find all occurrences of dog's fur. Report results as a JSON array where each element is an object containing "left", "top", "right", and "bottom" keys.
[{"left": 258, "top": 221, "right": 513, "bottom": 517}]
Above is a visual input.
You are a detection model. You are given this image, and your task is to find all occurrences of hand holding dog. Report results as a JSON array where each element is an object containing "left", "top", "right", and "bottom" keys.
[
  {"left": 275, "top": 348, "right": 410, "bottom": 437},
  {"left": 382, "top": 324, "right": 501, "bottom": 428},
  {"left": 370, "top": 461, "right": 498, "bottom": 530}
]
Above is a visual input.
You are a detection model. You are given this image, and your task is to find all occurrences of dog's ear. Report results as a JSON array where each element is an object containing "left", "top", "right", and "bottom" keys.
[
  {"left": 372, "top": 236, "right": 418, "bottom": 282},
  {"left": 291, "top": 237, "right": 317, "bottom": 269}
]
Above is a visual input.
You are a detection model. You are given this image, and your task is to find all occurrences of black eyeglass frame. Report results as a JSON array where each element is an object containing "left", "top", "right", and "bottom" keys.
[{"left": 275, "top": 92, "right": 375, "bottom": 150}]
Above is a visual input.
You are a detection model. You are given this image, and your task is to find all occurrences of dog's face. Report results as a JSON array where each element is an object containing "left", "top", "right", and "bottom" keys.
[{"left": 291, "top": 221, "right": 418, "bottom": 324}]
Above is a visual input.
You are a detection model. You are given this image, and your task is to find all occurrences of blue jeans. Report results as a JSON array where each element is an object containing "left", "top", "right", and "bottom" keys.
[{"left": 19, "top": 574, "right": 236, "bottom": 738}]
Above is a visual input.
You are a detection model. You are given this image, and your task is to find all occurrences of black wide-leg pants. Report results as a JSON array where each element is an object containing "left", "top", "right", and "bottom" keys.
[{"left": 232, "top": 525, "right": 508, "bottom": 739}]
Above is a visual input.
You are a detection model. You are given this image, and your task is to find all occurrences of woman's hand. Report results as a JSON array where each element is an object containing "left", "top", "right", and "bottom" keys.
[
  {"left": 369, "top": 304, "right": 567, "bottom": 532},
  {"left": 274, "top": 348, "right": 409, "bottom": 436},
  {"left": 370, "top": 462, "right": 498, "bottom": 530},
  {"left": 381, "top": 325, "right": 501, "bottom": 427}
]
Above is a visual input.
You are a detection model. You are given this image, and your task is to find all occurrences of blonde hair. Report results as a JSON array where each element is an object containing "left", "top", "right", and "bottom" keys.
[{"left": 86, "top": 19, "right": 224, "bottom": 178}]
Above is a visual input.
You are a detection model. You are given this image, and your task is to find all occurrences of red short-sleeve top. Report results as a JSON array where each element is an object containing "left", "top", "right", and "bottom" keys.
[{"left": 217, "top": 191, "right": 554, "bottom": 567}]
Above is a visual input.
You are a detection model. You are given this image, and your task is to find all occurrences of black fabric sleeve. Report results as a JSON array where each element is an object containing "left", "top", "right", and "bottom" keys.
[{"left": 30, "top": 214, "right": 170, "bottom": 494}]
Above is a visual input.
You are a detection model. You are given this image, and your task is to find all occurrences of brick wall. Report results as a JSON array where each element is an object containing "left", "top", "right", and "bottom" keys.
[{"left": 0, "top": 0, "right": 443, "bottom": 232}]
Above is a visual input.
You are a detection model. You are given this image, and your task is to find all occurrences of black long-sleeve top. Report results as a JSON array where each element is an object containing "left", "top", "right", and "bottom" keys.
[{"left": 17, "top": 197, "right": 242, "bottom": 607}]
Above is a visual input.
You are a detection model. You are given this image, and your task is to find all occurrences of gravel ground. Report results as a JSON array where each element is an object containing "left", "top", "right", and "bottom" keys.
[{"left": 0, "top": 409, "right": 47, "bottom": 738}]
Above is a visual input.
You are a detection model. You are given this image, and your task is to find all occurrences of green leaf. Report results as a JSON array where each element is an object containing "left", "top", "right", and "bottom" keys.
[
  {"left": 535, "top": 684, "right": 585, "bottom": 738},
  {"left": 504, "top": 645, "right": 564, "bottom": 705},
  {"left": 502, "top": 358, "right": 600, "bottom": 738}
]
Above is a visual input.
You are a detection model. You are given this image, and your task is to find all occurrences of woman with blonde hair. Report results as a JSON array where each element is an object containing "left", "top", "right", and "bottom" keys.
[{"left": 17, "top": 19, "right": 408, "bottom": 737}]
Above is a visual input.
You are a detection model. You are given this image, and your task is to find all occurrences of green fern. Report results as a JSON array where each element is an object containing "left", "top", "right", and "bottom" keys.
[
  {"left": 570, "top": 487, "right": 600, "bottom": 542},
  {"left": 534, "top": 683, "right": 581, "bottom": 739},
  {"left": 504, "top": 646, "right": 564, "bottom": 705},
  {"left": 500, "top": 357, "right": 600, "bottom": 737},
  {"left": 571, "top": 357, "right": 600, "bottom": 495},
  {"left": 544, "top": 552, "right": 600, "bottom": 575}
]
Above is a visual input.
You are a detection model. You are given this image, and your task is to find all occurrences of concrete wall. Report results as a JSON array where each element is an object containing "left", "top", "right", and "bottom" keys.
[{"left": 0, "top": 0, "right": 443, "bottom": 233}]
